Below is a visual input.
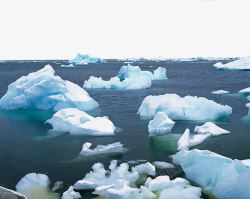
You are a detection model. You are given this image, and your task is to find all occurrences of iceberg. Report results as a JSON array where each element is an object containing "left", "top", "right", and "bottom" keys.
[
  {"left": 211, "top": 90, "right": 229, "bottom": 95},
  {"left": 83, "top": 64, "right": 167, "bottom": 90},
  {"left": 239, "top": 87, "right": 250, "bottom": 96},
  {"left": 148, "top": 112, "right": 175, "bottom": 136},
  {"left": 194, "top": 122, "right": 230, "bottom": 136},
  {"left": 69, "top": 53, "right": 104, "bottom": 65},
  {"left": 80, "top": 142, "right": 125, "bottom": 156},
  {"left": 138, "top": 94, "right": 232, "bottom": 120},
  {"left": 173, "top": 149, "right": 250, "bottom": 199},
  {"left": 61, "top": 186, "right": 81, "bottom": 199},
  {"left": 241, "top": 159, "right": 250, "bottom": 167},
  {"left": 214, "top": 56, "right": 250, "bottom": 70},
  {"left": 153, "top": 161, "right": 175, "bottom": 169},
  {"left": 46, "top": 108, "right": 115, "bottom": 136},
  {"left": 132, "top": 162, "right": 156, "bottom": 176},
  {"left": 61, "top": 64, "right": 75, "bottom": 68},
  {"left": 16, "top": 173, "right": 59, "bottom": 199},
  {"left": 0, "top": 65, "right": 99, "bottom": 112}
]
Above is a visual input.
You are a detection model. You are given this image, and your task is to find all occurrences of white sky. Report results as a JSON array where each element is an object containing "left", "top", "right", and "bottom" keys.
[{"left": 0, "top": 0, "right": 250, "bottom": 60}]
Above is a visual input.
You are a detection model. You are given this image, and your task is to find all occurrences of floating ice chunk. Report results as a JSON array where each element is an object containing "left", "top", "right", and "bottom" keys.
[
  {"left": 74, "top": 160, "right": 139, "bottom": 190},
  {"left": 173, "top": 149, "right": 250, "bottom": 199},
  {"left": 93, "top": 180, "right": 140, "bottom": 199},
  {"left": 214, "top": 56, "right": 250, "bottom": 70},
  {"left": 69, "top": 53, "right": 104, "bottom": 65},
  {"left": 46, "top": 108, "right": 115, "bottom": 136},
  {"left": 80, "top": 142, "right": 125, "bottom": 156},
  {"left": 16, "top": 173, "right": 59, "bottom": 199},
  {"left": 138, "top": 94, "right": 232, "bottom": 120},
  {"left": 241, "top": 159, "right": 250, "bottom": 167},
  {"left": 0, "top": 65, "right": 98, "bottom": 111},
  {"left": 83, "top": 64, "right": 167, "bottom": 90},
  {"left": 148, "top": 112, "right": 175, "bottom": 136},
  {"left": 194, "top": 122, "right": 230, "bottom": 136},
  {"left": 211, "top": 90, "right": 229, "bottom": 95},
  {"left": 61, "top": 186, "right": 81, "bottom": 199},
  {"left": 133, "top": 162, "right": 156, "bottom": 176},
  {"left": 145, "top": 176, "right": 170, "bottom": 192},
  {"left": 177, "top": 129, "right": 210, "bottom": 151},
  {"left": 177, "top": 129, "right": 190, "bottom": 151},
  {"left": 153, "top": 161, "right": 175, "bottom": 169},
  {"left": 159, "top": 186, "right": 202, "bottom": 199},
  {"left": 239, "top": 87, "right": 250, "bottom": 96},
  {"left": 61, "top": 64, "right": 75, "bottom": 68}
]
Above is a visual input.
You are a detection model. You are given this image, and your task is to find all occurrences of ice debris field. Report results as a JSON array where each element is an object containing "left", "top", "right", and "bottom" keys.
[{"left": 0, "top": 57, "right": 249, "bottom": 199}]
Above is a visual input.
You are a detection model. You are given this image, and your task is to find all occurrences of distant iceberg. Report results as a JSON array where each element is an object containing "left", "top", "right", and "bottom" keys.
[
  {"left": 80, "top": 142, "right": 125, "bottom": 156},
  {"left": 239, "top": 87, "right": 250, "bottom": 118},
  {"left": 0, "top": 65, "right": 99, "bottom": 112},
  {"left": 46, "top": 108, "right": 115, "bottom": 136},
  {"left": 69, "top": 53, "right": 104, "bottom": 65},
  {"left": 138, "top": 94, "right": 232, "bottom": 120},
  {"left": 173, "top": 149, "right": 250, "bottom": 199},
  {"left": 211, "top": 90, "right": 229, "bottom": 95},
  {"left": 83, "top": 64, "right": 167, "bottom": 90},
  {"left": 214, "top": 56, "right": 250, "bottom": 70}
]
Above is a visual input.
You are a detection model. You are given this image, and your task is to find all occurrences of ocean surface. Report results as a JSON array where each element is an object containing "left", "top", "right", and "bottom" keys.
[{"left": 0, "top": 60, "right": 249, "bottom": 195}]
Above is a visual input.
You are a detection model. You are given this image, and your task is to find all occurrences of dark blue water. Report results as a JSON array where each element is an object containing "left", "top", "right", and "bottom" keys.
[{"left": 0, "top": 60, "right": 249, "bottom": 192}]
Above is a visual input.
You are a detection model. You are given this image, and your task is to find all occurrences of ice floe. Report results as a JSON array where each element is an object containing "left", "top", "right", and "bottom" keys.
[
  {"left": 69, "top": 53, "right": 104, "bottom": 65},
  {"left": 239, "top": 87, "right": 250, "bottom": 96},
  {"left": 83, "top": 64, "right": 167, "bottom": 90},
  {"left": 61, "top": 64, "right": 75, "bottom": 68},
  {"left": 16, "top": 173, "right": 59, "bottom": 199},
  {"left": 46, "top": 108, "right": 115, "bottom": 136},
  {"left": 153, "top": 161, "right": 175, "bottom": 169},
  {"left": 133, "top": 162, "right": 156, "bottom": 176},
  {"left": 138, "top": 94, "right": 232, "bottom": 120},
  {"left": 61, "top": 186, "right": 81, "bottom": 199},
  {"left": 211, "top": 90, "right": 229, "bottom": 95},
  {"left": 214, "top": 56, "right": 250, "bottom": 70},
  {"left": 177, "top": 129, "right": 191, "bottom": 151},
  {"left": 148, "top": 112, "right": 175, "bottom": 136},
  {"left": 0, "top": 65, "right": 99, "bottom": 111},
  {"left": 194, "top": 122, "right": 230, "bottom": 136},
  {"left": 80, "top": 142, "right": 125, "bottom": 156},
  {"left": 173, "top": 149, "right": 250, "bottom": 199}
]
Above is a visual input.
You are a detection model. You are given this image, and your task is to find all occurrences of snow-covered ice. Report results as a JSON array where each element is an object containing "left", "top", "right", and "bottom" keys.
[
  {"left": 148, "top": 112, "right": 175, "bottom": 136},
  {"left": 241, "top": 159, "right": 250, "bottom": 167},
  {"left": 0, "top": 65, "right": 99, "bottom": 112},
  {"left": 83, "top": 64, "right": 167, "bottom": 90},
  {"left": 138, "top": 94, "right": 232, "bottom": 120},
  {"left": 214, "top": 56, "right": 250, "bottom": 70},
  {"left": 173, "top": 149, "right": 250, "bottom": 199},
  {"left": 132, "top": 162, "right": 156, "bottom": 176},
  {"left": 61, "top": 186, "right": 81, "bottom": 199},
  {"left": 194, "top": 122, "right": 230, "bottom": 136},
  {"left": 239, "top": 87, "right": 250, "bottom": 96},
  {"left": 69, "top": 53, "right": 104, "bottom": 65},
  {"left": 16, "top": 173, "right": 59, "bottom": 199},
  {"left": 153, "top": 161, "right": 175, "bottom": 169},
  {"left": 46, "top": 108, "right": 115, "bottom": 136},
  {"left": 211, "top": 90, "right": 229, "bottom": 95},
  {"left": 80, "top": 142, "right": 125, "bottom": 156}
]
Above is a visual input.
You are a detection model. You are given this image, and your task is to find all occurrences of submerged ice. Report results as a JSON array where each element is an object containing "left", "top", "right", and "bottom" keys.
[
  {"left": 46, "top": 108, "right": 115, "bottom": 136},
  {"left": 0, "top": 65, "right": 99, "bottom": 112},
  {"left": 83, "top": 64, "right": 167, "bottom": 90},
  {"left": 173, "top": 149, "right": 250, "bottom": 199},
  {"left": 138, "top": 94, "right": 232, "bottom": 120}
]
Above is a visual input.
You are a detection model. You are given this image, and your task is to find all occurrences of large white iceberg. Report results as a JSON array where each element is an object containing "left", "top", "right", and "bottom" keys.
[
  {"left": 69, "top": 53, "right": 104, "bottom": 65},
  {"left": 214, "top": 56, "right": 250, "bottom": 70},
  {"left": 80, "top": 142, "right": 125, "bottom": 156},
  {"left": 16, "top": 173, "right": 59, "bottom": 199},
  {"left": 46, "top": 108, "right": 115, "bottom": 136},
  {"left": 0, "top": 65, "right": 99, "bottom": 111},
  {"left": 173, "top": 149, "right": 250, "bottom": 199},
  {"left": 148, "top": 112, "right": 175, "bottom": 136},
  {"left": 83, "top": 64, "right": 167, "bottom": 90},
  {"left": 138, "top": 94, "right": 232, "bottom": 120}
]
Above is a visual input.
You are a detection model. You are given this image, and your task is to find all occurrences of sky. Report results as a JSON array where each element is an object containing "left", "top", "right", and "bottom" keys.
[{"left": 0, "top": 0, "right": 250, "bottom": 60}]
